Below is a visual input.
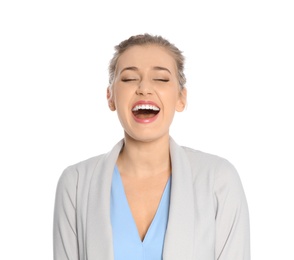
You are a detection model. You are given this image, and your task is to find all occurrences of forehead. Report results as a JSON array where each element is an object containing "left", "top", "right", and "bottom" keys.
[{"left": 116, "top": 45, "right": 177, "bottom": 72}]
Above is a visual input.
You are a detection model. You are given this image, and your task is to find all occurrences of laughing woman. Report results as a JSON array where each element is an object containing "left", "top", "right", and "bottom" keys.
[{"left": 53, "top": 34, "right": 250, "bottom": 260}]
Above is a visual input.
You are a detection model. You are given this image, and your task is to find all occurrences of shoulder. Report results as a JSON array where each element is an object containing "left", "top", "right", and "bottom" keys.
[
  {"left": 180, "top": 146, "right": 241, "bottom": 187},
  {"left": 68, "top": 154, "right": 106, "bottom": 174},
  {"left": 181, "top": 146, "right": 235, "bottom": 172},
  {"left": 56, "top": 139, "right": 124, "bottom": 192},
  {"left": 56, "top": 153, "right": 106, "bottom": 190},
  {"left": 180, "top": 146, "right": 247, "bottom": 209}
]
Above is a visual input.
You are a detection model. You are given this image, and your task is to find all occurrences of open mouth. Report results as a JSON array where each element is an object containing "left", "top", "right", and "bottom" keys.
[{"left": 132, "top": 104, "right": 160, "bottom": 119}]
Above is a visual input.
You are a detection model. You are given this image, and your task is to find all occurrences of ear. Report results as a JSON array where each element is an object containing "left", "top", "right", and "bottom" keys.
[
  {"left": 176, "top": 87, "right": 187, "bottom": 112},
  {"left": 107, "top": 86, "right": 116, "bottom": 111}
]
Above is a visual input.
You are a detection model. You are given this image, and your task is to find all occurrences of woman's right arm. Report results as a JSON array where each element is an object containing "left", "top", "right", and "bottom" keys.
[{"left": 53, "top": 167, "right": 79, "bottom": 260}]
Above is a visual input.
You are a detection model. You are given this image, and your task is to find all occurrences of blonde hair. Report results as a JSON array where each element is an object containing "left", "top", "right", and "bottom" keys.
[{"left": 108, "top": 33, "right": 186, "bottom": 89}]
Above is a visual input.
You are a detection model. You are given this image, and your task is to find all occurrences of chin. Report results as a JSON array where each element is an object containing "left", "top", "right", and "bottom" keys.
[{"left": 124, "top": 131, "right": 169, "bottom": 144}]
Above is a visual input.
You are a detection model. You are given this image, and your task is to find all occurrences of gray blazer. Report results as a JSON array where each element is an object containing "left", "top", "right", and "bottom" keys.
[{"left": 53, "top": 137, "right": 250, "bottom": 260}]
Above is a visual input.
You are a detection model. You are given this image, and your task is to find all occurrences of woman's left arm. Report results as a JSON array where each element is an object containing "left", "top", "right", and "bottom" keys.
[{"left": 214, "top": 160, "right": 250, "bottom": 260}]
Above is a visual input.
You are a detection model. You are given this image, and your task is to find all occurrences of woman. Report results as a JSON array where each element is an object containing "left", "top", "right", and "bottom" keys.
[{"left": 53, "top": 33, "right": 250, "bottom": 260}]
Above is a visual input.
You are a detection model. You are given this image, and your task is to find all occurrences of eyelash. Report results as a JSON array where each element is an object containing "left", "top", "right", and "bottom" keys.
[
  {"left": 121, "top": 79, "right": 136, "bottom": 82},
  {"left": 121, "top": 79, "right": 169, "bottom": 82},
  {"left": 154, "top": 79, "right": 169, "bottom": 82}
]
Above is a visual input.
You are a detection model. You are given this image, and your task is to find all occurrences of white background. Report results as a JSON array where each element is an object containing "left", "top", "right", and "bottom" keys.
[{"left": 1, "top": 0, "right": 293, "bottom": 259}]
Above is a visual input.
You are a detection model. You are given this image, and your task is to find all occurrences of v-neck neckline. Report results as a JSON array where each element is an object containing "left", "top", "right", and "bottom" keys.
[{"left": 114, "top": 165, "right": 171, "bottom": 244}]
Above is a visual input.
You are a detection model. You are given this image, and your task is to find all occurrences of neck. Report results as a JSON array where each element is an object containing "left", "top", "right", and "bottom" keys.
[{"left": 117, "top": 134, "right": 171, "bottom": 178}]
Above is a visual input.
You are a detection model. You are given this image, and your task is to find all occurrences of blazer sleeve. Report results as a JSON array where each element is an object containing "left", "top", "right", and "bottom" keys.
[
  {"left": 214, "top": 160, "right": 250, "bottom": 260},
  {"left": 53, "top": 166, "right": 79, "bottom": 260}
]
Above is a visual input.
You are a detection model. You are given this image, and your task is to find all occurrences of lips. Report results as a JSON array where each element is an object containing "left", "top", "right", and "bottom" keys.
[{"left": 132, "top": 101, "right": 160, "bottom": 123}]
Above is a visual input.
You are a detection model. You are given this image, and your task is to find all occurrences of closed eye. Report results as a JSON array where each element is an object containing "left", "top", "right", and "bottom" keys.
[
  {"left": 121, "top": 79, "right": 138, "bottom": 82},
  {"left": 154, "top": 79, "right": 169, "bottom": 82}
]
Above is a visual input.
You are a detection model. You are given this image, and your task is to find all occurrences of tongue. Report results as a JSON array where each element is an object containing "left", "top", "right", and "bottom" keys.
[
  {"left": 133, "top": 110, "right": 157, "bottom": 119},
  {"left": 136, "top": 113, "right": 155, "bottom": 119}
]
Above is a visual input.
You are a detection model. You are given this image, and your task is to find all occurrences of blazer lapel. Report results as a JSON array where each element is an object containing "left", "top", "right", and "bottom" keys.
[
  {"left": 85, "top": 137, "right": 195, "bottom": 259},
  {"left": 86, "top": 140, "right": 123, "bottom": 260},
  {"left": 163, "top": 137, "right": 195, "bottom": 259}
]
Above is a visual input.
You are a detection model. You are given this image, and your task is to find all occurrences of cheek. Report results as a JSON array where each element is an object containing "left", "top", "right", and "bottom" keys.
[
  {"left": 113, "top": 84, "right": 134, "bottom": 99},
  {"left": 113, "top": 88, "right": 132, "bottom": 113},
  {"left": 158, "top": 88, "right": 180, "bottom": 103},
  {"left": 113, "top": 87, "right": 125, "bottom": 103}
]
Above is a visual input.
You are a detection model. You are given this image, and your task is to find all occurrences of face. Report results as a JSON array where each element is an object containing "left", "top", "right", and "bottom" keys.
[{"left": 107, "top": 45, "right": 186, "bottom": 143}]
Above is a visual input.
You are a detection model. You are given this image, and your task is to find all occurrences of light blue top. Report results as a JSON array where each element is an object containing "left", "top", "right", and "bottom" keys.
[{"left": 110, "top": 166, "right": 171, "bottom": 260}]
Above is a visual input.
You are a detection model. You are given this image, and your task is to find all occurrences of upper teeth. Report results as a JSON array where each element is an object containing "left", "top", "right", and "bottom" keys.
[{"left": 132, "top": 104, "right": 160, "bottom": 111}]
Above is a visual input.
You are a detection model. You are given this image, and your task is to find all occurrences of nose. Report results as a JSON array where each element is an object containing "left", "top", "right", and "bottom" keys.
[{"left": 136, "top": 79, "right": 153, "bottom": 96}]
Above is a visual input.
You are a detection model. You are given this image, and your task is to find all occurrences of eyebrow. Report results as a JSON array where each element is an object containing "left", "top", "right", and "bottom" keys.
[
  {"left": 120, "top": 67, "right": 139, "bottom": 74},
  {"left": 120, "top": 66, "right": 171, "bottom": 74},
  {"left": 152, "top": 66, "right": 171, "bottom": 74}
]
